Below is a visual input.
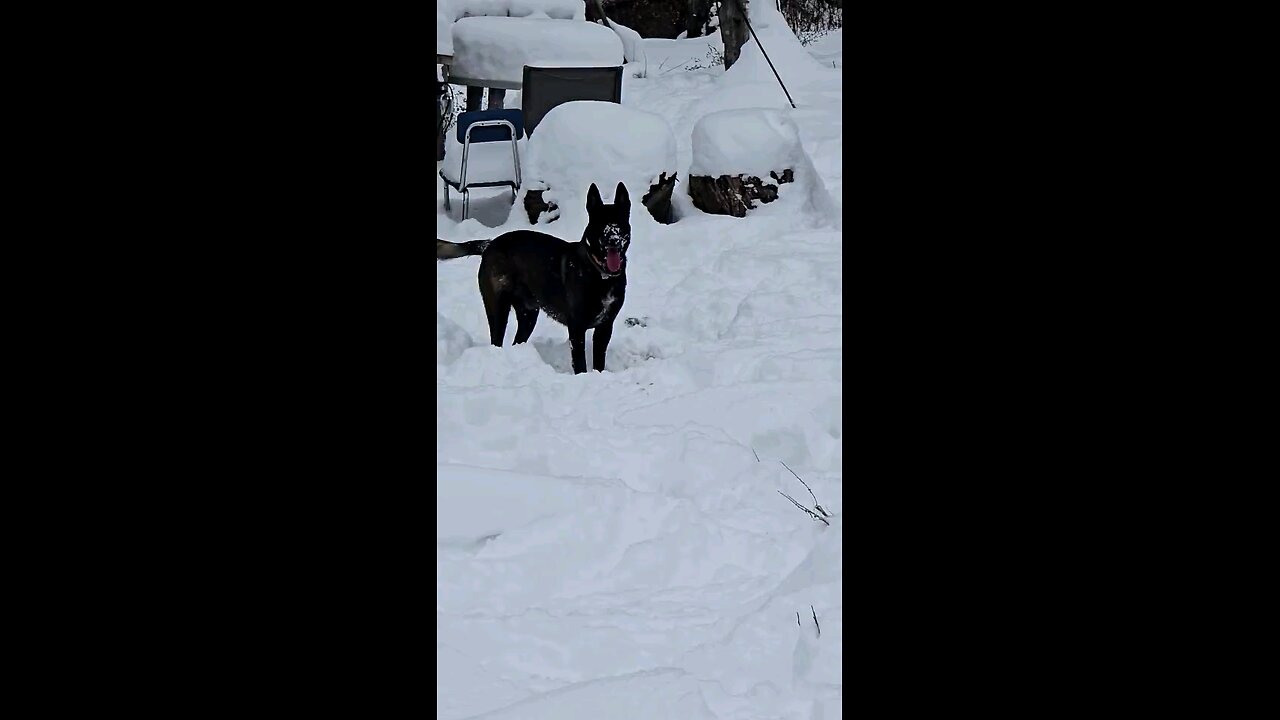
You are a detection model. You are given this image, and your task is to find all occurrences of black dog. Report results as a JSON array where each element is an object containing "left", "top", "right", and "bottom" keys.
[{"left": 437, "top": 182, "right": 631, "bottom": 374}]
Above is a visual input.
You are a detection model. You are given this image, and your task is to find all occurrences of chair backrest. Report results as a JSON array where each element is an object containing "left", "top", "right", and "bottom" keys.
[
  {"left": 456, "top": 109, "right": 525, "bottom": 144},
  {"left": 520, "top": 65, "right": 623, "bottom": 137}
]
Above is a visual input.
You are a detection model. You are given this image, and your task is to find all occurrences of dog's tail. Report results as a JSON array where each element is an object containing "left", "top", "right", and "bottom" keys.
[{"left": 436, "top": 238, "right": 490, "bottom": 260}]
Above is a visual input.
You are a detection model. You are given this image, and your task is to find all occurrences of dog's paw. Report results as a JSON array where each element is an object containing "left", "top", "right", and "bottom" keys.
[{"left": 624, "top": 316, "right": 649, "bottom": 328}]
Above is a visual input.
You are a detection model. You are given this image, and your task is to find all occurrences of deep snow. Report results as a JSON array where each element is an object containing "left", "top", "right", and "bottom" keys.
[{"left": 438, "top": 20, "right": 843, "bottom": 720}]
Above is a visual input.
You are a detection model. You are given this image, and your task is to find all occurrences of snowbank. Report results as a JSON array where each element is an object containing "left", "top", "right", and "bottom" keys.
[
  {"left": 723, "top": 1, "right": 829, "bottom": 91},
  {"left": 689, "top": 108, "right": 839, "bottom": 227},
  {"left": 641, "top": 30, "right": 725, "bottom": 75},
  {"left": 603, "top": 17, "right": 648, "bottom": 76},
  {"left": 450, "top": 17, "right": 623, "bottom": 86},
  {"left": 806, "top": 28, "right": 842, "bottom": 68},
  {"left": 524, "top": 100, "right": 676, "bottom": 226}
]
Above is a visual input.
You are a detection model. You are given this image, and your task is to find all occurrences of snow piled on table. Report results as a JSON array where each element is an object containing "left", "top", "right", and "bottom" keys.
[
  {"left": 442, "top": 0, "right": 586, "bottom": 23},
  {"left": 524, "top": 100, "right": 675, "bottom": 228},
  {"left": 450, "top": 17, "right": 622, "bottom": 86},
  {"left": 438, "top": 8, "right": 843, "bottom": 718},
  {"left": 441, "top": 0, "right": 588, "bottom": 56}
]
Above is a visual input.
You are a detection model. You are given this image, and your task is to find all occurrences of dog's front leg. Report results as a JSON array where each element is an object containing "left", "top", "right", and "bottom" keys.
[
  {"left": 592, "top": 322, "right": 613, "bottom": 372},
  {"left": 569, "top": 327, "right": 588, "bottom": 374}
]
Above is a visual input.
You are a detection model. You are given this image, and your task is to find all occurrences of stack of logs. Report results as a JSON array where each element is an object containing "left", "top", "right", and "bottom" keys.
[
  {"left": 688, "top": 168, "right": 795, "bottom": 217},
  {"left": 526, "top": 173, "right": 679, "bottom": 224}
]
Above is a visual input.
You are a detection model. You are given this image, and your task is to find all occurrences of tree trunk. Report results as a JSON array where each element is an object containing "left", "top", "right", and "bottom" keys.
[
  {"left": 686, "top": 0, "right": 710, "bottom": 38},
  {"left": 719, "top": 0, "right": 749, "bottom": 70}
]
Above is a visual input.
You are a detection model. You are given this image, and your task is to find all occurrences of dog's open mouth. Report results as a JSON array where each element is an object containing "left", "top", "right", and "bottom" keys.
[{"left": 605, "top": 249, "right": 622, "bottom": 273}]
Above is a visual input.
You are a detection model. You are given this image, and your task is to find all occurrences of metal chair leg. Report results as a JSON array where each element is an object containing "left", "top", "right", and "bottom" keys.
[
  {"left": 462, "top": 189, "right": 470, "bottom": 220},
  {"left": 443, "top": 183, "right": 451, "bottom": 212}
]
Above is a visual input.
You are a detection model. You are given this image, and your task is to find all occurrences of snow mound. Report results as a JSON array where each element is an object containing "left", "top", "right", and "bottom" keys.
[
  {"left": 696, "top": 79, "right": 794, "bottom": 116},
  {"left": 690, "top": 107, "right": 801, "bottom": 178},
  {"left": 450, "top": 17, "right": 623, "bottom": 86},
  {"left": 436, "top": 312, "right": 475, "bottom": 366},
  {"left": 689, "top": 108, "right": 839, "bottom": 227},
  {"left": 641, "top": 30, "right": 725, "bottom": 75},
  {"left": 806, "top": 29, "right": 842, "bottom": 68},
  {"left": 603, "top": 17, "right": 648, "bottom": 76},
  {"left": 525, "top": 100, "right": 676, "bottom": 226},
  {"left": 723, "top": 1, "right": 829, "bottom": 90}
]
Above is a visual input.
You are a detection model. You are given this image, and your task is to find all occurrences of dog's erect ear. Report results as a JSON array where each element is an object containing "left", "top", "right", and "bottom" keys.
[
  {"left": 586, "top": 183, "right": 603, "bottom": 214},
  {"left": 615, "top": 182, "right": 630, "bottom": 212}
]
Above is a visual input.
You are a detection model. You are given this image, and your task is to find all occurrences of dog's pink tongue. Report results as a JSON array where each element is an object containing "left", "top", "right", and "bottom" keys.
[{"left": 606, "top": 250, "right": 622, "bottom": 273}]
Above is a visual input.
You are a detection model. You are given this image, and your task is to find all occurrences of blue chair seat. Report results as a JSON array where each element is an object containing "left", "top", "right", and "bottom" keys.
[{"left": 440, "top": 109, "right": 524, "bottom": 220}]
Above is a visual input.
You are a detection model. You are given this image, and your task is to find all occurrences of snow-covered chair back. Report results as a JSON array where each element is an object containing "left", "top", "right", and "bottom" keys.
[{"left": 520, "top": 65, "right": 622, "bottom": 137}]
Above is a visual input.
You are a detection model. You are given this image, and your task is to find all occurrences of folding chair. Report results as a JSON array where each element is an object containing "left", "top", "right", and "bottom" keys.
[
  {"left": 440, "top": 108, "right": 524, "bottom": 220},
  {"left": 521, "top": 65, "right": 623, "bottom": 136}
]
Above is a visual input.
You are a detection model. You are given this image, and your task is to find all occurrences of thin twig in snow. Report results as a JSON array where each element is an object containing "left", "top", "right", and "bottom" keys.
[
  {"left": 777, "top": 490, "right": 830, "bottom": 526},
  {"left": 752, "top": 447, "right": 760, "bottom": 462},
  {"left": 661, "top": 58, "right": 698, "bottom": 75},
  {"left": 811, "top": 605, "right": 820, "bottom": 638},
  {"left": 796, "top": 611, "right": 801, "bottom": 628},
  {"left": 780, "top": 460, "right": 831, "bottom": 517}
]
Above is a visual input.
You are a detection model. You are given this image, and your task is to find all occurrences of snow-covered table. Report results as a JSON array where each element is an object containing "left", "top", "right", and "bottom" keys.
[
  {"left": 448, "top": 17, "right": 623, "bottom": 91},
  {"left": 437, "top": 0, "right": 587, "bottom": 59}
]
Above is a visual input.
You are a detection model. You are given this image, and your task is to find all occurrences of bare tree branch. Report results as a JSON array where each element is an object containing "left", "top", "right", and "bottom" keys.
[
  {"left": 780, "top": 460, "right": 831, "bottom": 517},
  {"left": 777, "top": 490, "right": 830, "bottom": 526}
]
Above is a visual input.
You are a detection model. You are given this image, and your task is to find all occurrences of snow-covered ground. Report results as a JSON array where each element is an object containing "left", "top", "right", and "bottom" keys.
[{"left": 437, "top": 14, "right": 843, "bottom": 719}]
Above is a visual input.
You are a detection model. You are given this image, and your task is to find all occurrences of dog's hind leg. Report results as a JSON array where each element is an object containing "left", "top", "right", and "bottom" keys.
[
  {"left": 479, "top": 268, "right": 513, "bottom": 347},
  {"left": 512, "top": 302, "right": 539, "bottom": 344}
]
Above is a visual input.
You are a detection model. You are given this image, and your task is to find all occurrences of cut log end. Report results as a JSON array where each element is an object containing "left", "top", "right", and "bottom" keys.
[
  {"left": 524, "top": 173, "right": 679, "bottom": 225},
  {"left": 689, "top": 168, "right": 794, "bottom": 217}
]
